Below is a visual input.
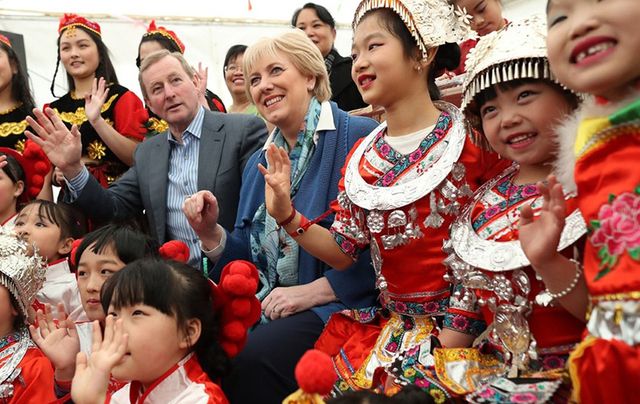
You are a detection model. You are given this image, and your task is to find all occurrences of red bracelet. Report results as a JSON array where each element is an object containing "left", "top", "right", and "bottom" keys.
[
  {"left": 277, "top": 203, "right": 297, "bottom": 227},
  {"left": 286, "top": 208, "right": 334, "bottom": 238}
]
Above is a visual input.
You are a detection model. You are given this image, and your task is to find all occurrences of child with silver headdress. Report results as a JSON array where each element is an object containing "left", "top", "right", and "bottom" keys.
[
  {"left": 437, "top": 17, "right": 586, "bottom": 402},
  {"left": 259, "top": 0, "right": 504, "bottom": 398},
  {"left": 0, "top": 227, "right": 55, "bottom": 402}
]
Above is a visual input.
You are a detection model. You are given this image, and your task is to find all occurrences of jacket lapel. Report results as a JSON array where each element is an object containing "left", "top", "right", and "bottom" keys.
[
  {"left": 150, "top": 136, "right": 170, "bottom": 242},
  {"left": 198, "top": 112, "right": 225, "bottom": 192}
]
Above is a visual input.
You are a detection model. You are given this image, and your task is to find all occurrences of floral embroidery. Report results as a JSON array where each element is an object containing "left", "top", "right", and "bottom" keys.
[
  {"left": 372, "top": 112, "right": 451, "bottom": 187},
  {"left": 383, "top": 296, "right": 448, "bottom": 316},
  {"left": 443, "top": 313, "right": 486, "bottom": 336},
  {"left": 472, "top": 175, "right": 541, "bottom": 231},
  {"left": 590, "top": 186, "right": 640, "bottom": 280}
]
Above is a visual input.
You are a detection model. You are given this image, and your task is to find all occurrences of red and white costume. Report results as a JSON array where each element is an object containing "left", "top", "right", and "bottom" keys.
[
  {"left": 33, "top": 258, "right": 86, "bottom": 321},
  {"left": 109, "top": 353, "right": 228, "bottom": 404}
]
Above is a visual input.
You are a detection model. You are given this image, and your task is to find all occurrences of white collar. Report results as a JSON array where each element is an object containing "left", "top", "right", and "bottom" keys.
[{"left": 261, "top": 101, "right": 335, "bottom": 151}]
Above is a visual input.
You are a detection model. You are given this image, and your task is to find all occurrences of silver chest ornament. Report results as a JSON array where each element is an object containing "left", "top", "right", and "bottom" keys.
[{"left": 444, "top": 164, "right": 587, "bottom": 374}]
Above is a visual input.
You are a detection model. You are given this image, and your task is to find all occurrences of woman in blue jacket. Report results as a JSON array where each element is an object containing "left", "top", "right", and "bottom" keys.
[{"left": 182, "top": 29, "right": 378, "bottom": 403}]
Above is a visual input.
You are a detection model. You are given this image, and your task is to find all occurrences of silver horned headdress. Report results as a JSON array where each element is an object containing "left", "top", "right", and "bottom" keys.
[
  {"left": 352, "top": 0, "right": 471, "bottom": 59},
  {"left": 462, "top": 16, "right": 555, "bottom": 113},
  {"left": 0, "top": 227, "right": 46, "bottom": 320}
]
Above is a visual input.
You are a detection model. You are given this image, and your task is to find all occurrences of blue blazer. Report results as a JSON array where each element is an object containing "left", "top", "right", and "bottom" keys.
[{"left": 212, "top": 102, "right": 378, "bottom": 322}]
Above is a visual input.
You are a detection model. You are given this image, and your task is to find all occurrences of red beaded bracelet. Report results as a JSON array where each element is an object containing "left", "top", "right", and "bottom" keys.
[{"left": 277, "top": 203, "right": 297, "bottom": 227}]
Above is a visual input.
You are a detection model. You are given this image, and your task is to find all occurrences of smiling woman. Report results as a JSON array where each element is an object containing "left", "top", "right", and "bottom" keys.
[
  {"left": 183, "top": 29, "right": 379, "bottom": 403},
  {"left": 46, "top": 14, "right": 147, "bottom": 190}
]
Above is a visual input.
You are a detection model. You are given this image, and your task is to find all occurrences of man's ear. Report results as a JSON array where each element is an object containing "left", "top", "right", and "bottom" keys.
[{"left": 179, "top": 318, "right": 202, "bottom": 349}]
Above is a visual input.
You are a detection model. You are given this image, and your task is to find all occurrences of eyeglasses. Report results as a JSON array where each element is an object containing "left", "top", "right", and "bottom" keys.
[{"left": 224, "top": 64, "right": 242, "bottom": 73}]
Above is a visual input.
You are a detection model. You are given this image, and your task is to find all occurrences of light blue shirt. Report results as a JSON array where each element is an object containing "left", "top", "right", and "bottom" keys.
[{"left": 67, "top": 107, "right": 206, "bottom": 267}]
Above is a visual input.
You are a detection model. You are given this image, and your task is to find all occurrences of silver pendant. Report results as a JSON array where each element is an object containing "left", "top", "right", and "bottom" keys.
[
  {"left": 535, "top": 291, "right": 553, "bottom": 307},
  {"left": 366, "top": 210, "right": 385, "bottom": 234}
]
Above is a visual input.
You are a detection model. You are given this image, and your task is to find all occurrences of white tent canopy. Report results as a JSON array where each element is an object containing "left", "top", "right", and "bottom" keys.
[{"left": 0, "top": 0, "right": 545, "bottom": 107}]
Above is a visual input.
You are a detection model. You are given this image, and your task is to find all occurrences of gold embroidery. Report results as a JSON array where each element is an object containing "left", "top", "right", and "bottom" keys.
[
  {"left": 87, "top": 140, "right": 106, "bottom": 160},
  {"left": 54, "top": 94, "right": 119, "bottom": 126},
  {"left": 147, "top": 117, "right": 168, "bottom": 133},
  {"left": 0, "top": 120, "right": 28, "bottom": 138},
  {"left": 14, "top": 139, "right": 25, "bottom": 153},
  {"left": 65, "top": 25, "right": 77, "bottom": 37}
]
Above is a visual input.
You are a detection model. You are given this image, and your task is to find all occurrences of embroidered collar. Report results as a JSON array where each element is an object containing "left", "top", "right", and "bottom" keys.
[
  {"left": 344, "top": 101, "right": 467, "bottom": 210},
  {"left": 575, "top": 97, "right": 640, "bottom": 158},
  {"left": 449, "top": 164, "right": 586, "bottom": 272}
]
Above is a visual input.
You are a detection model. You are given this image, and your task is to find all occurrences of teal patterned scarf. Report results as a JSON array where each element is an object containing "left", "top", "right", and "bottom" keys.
[{"left": 250, "top": 97, "right": 322, "bottom": 322}]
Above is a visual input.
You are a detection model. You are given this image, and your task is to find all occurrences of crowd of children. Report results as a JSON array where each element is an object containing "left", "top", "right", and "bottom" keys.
[{"left": 0, "top": 0, "right": 637, "bottom": 402}]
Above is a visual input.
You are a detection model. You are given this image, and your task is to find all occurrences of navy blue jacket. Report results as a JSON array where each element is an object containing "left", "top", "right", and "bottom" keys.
[{"left": 212, "top": 102, "right": 378, "bottom": 322}]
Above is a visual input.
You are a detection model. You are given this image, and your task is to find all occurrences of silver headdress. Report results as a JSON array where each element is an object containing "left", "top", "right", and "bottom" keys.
[
  {"left": 461, "top": 16, "right": 555, "bottom": 113},
  {"left": 0, "top": 227, "right": 46, "bottom": 320},
  {"left": 352, "top": 0, "right": 472, "bottom": 59}
]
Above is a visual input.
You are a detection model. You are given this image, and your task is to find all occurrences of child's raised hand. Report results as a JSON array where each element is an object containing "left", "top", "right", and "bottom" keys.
[
  {"left": 71, "top": 316, "right": 128, "bottom": 404},
  {"left": 29, "top": 303, "right": 80, "bottom": 381},
  {"left": 519, "top": 175, "right": 567, "bottom": 268},
  {"left": 258, "top": 144, "right": 293, "bottom": 223}
]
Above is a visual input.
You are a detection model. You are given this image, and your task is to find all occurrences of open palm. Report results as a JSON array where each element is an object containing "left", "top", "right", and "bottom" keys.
[
  {"left": 25, "top": 107, "right": 82, "bottom": 172},
  {"left": 258, "top": 144, "right": 293, "bottom": 222}
]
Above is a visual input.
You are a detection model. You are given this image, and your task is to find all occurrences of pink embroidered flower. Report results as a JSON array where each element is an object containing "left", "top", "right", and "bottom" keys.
[
  {"left": 395, "top": 301, "right": 407, "bottom": 313},
  {"left": 521, "top": 184, "right": 539, "bottom": 198},
  {"left": 452, "top": 315, "right": 469, "bottom": 330},
  {"left": 385, "top": 342, "right": 399, "bottom": 353},
  {"left": 485, "top": 205, "right": 501, "bottom": 218},
  {"left": 424, "top": 301, "right": 440, "bottom": 313},
  {"left": 414, "top": 378, "right": 431, "bottom": 388},
  {"left": 340, "top": 240, "right": 355, "bottom": 254},
  {"left": 510, "top": 392, "right": 538, "bottom": 403},
  {"left": 409, "top": 150, "right": 422, "bottom": 163},
  {"left": 591, "top": 192, "right": 640, "bottom": 256},
  {"left": 379, "top": 143, "right": 391, "bottom": 156},
  {"left": 479, "top": 388, "right": 496, "bottom": 399},
  {"left": 542, "top": 355, "right": 565, "bottom": 370},
  {"left": 382, "top": 171, "right": 396, "bottom": 186}
]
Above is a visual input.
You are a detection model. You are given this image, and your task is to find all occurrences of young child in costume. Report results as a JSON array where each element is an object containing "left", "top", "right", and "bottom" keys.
[
  {"left": 531, "top": 1, "right": 640, "bottom": 403},
  {"left": 449, "top": 0, "right": 507, "bottom": 75},
  {"left": 14, "top": 199, "right": 85, "bottom": 321},
  {"left": 260, "top": 0, "right": 503, "bottom": 397},
  {"left": 438, "top": 17, "right": 586, "bottom": 402},
  {"left": 0, "top": 141, "right": 52, "bottom": 228},
  {"left": 30, "top": 224, "right": 160, "bottom": 400},
  {"left": 137, "top": 20, "right": 226, "bottom": 136},
  {"left": 47, "top": 14, "right": 147, "bottom": 187},
  {"left": 0, "top": 227, "right": 55, "bottom": 402},
  {"left": 70, "top": 257, "right": 259, "bottom": 404}
]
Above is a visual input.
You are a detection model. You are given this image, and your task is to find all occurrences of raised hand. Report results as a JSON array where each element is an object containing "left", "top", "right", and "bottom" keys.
[
  {"left": 195, "top": 63, "right": 210, "bottom": 110},
  {"left": 25, "top": 107, "right": 83, "bottom": 178},
  {"left": 519, "top": 175, "right": 567, "bottom": 268},
  {"left": 71, "top": 316, "right": 128, "bottom": 404},
  {"left": 182, "top": 190, "right": 222, "bottom": 250},
  {"left": 258, "top": 144, "right": 293, "bottom": 223},
  {"left": 29, "top": 303, "right": 80, "bottom": 381},
  {"left": 85, "top": 77, "right": 110, "bottom": 125}
]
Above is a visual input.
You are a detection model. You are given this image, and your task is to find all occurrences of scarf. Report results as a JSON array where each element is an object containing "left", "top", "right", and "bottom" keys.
[{"left": 250, "top": 97, "right": 322, "bottom": 322}]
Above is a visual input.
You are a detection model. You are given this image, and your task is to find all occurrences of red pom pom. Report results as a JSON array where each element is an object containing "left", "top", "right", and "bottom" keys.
[
  {"left": 222, "top": 321, "right": 246, "bottom": 341},
  {"left": 221, "top": 274, "right": 258, "bottom": 296},
  {"left": 158, "top": 240, "right": 190, "bottom": 263},
  {"left": 34, "top": 161, "right": 49, "bottom": 174},
  {"left": 295, "top": 350, "right": 336, "bottom": 396},
  {"left": 70, "top": 238, "right": 84, "bottom": 267},
  {"left": 228, "top": 298, "right": 251, "bottom": 317}
]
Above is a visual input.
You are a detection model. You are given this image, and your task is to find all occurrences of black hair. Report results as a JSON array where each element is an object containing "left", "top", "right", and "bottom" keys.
[
  {"left": 20, "top": 200, "right": 85, "bottom": 241},
  {"left": 136, "top": 34, "right": 182, "bottom": 69},
  {"left": 473, "top": 77, "right": 580, "bottom": 117},
  {"left": 74, "top": 223, "right": 157, "bottom": 267},
  {"left": 0, "top": 43, "right": 35, "bottom": 111},
  {"left": 291, "top": 3, "right": 336, "bottom": 29},
  {"left": 0, "top": 154, "right": 25, "bottom": 188},
  {"left": 51, "top": 25, "right": 119, "bottom": 98},
  {"left": 359, "top": 9, "right": 460, "bottom": 100},
  {"left": 101, "top": 258, "right": 230, "bottom": 380},
  {"left": 223, "top": 44, "right": 248, "bottom": 78},
  {"left": 327, "top": 385, "right": 435, "bottom": 403}
]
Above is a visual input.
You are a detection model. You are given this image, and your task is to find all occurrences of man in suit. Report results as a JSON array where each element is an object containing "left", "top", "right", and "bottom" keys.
[{"left": 26, "top": 50, "right": 267, "bottom": 266}]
